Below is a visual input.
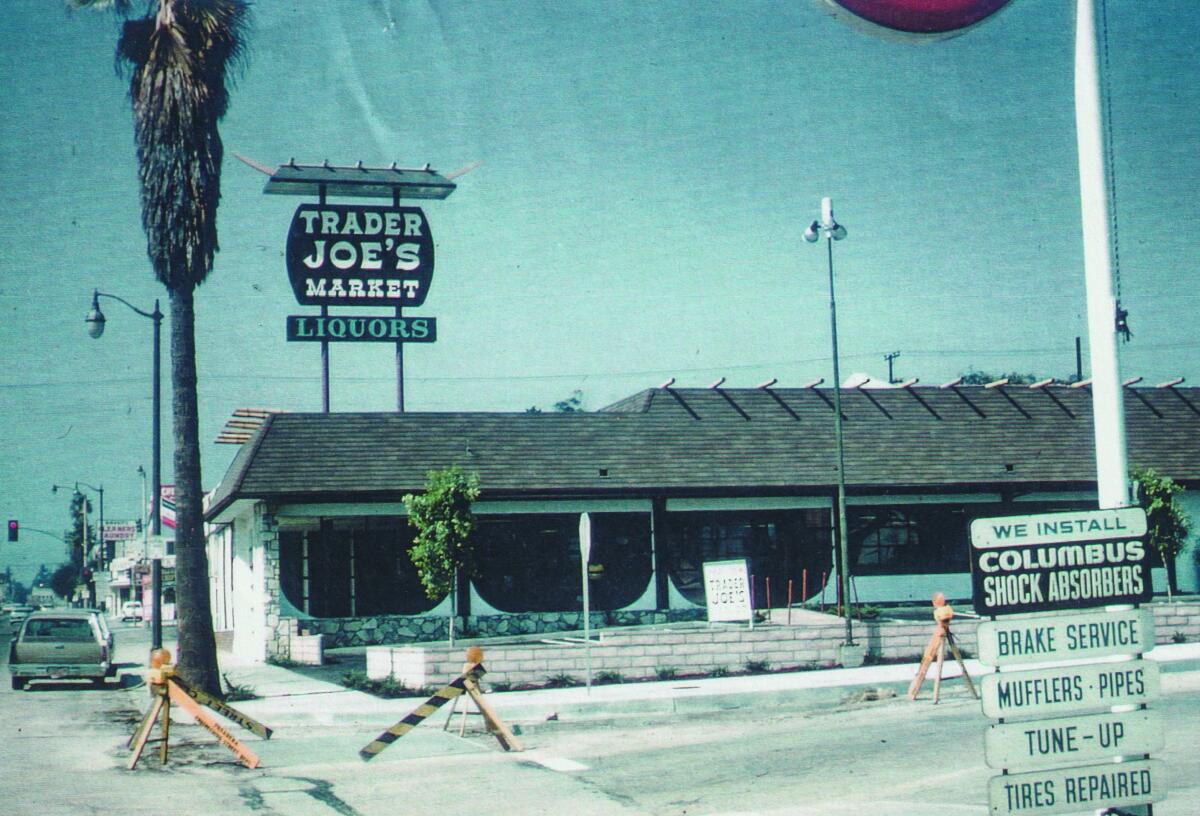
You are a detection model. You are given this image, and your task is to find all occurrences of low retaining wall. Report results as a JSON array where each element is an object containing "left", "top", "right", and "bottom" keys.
[{"left": 366, "top": 602, "right": 1200, "bottom": 689}]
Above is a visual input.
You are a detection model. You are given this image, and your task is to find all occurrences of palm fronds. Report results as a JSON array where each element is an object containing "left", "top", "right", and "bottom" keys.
[{"left": 116, "top": 0, "right": 249, "bottom": 289}]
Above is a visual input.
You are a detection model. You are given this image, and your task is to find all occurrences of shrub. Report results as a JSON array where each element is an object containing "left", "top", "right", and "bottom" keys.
[
  {"left": 655, "top": 666, "right": 678, "bottom": 681},
  {"left": 744, "top": 659, "right": 771, "bottom": 673},
  {"left": 544, "top": 673, "right": 580, "bottom": 688},
  {"left": 221, "top": 674, "right": 257, "bottom": 702},
  {"left": 594, "top": 670, "right": 624, "bottom": 685},
  {"left": 340, "top": 670, "right": 417, "bottom": 698},
  {"left": 709, "top": 666, "right": 730, "bottom": 678}
]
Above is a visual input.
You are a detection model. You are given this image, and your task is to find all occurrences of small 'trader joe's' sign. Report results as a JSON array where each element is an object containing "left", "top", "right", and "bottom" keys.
[{"left": 702, "top": 559, "right": 753, "bottom": 624}]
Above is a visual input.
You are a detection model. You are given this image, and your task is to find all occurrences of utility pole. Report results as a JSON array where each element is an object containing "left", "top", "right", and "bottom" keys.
[{"left": 884, "top": 351, "right": 901, "bottom": 384}]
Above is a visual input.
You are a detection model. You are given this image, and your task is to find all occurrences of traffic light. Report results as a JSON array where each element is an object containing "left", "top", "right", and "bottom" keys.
[{"left": 6, "top": 519, "right": 16, "bottom": 542}]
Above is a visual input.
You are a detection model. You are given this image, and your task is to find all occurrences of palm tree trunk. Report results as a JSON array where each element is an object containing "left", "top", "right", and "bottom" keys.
[{"left": 170, "top": 285, "right": 220, "bottom": 696}]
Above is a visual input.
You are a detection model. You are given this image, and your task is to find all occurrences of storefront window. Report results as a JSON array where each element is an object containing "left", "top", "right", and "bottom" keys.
[
  {"left": 278, "top": 518, "right": 437, "bottom": 617},
  {"left": 473, "top": 513, "right": 652, "bottom": 613},
  {"left": 665, "top": 509, "right": 833, "bottom": 606},
  {"left": 847, "top": 501, "right": 1093, "bottom": 575}
]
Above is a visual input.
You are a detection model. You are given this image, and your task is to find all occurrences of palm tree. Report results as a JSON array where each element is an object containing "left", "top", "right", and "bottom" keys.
[{"left": 75, "top": 0, "right": 249, "bottom": 696}]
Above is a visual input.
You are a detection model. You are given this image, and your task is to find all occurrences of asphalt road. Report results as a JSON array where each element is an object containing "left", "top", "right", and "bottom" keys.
[{"left": 3, "top": 618, "right": 1198, "bottom": 816}]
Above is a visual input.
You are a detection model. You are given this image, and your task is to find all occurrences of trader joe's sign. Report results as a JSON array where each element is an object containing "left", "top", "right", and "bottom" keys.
[
  {"left": 286, "top": 204, "right": 434, "bottom": 307},
  {"left": 969, "top": 508, "right": 1151, "bottom": 616}
]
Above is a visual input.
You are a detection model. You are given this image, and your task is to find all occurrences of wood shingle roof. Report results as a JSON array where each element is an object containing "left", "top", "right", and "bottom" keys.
[{"left": 205, "top": 385, "right": 1200, "bottom": 520}]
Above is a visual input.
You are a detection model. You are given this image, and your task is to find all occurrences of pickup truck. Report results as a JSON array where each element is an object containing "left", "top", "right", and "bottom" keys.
[{"left": 9, "top": 609, "right": 115, "bottom": 690}]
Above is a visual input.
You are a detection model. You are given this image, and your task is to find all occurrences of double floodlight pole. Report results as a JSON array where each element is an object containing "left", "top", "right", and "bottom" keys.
[{"left": 804, "top": 197, "right": 854, "bottom": 649}]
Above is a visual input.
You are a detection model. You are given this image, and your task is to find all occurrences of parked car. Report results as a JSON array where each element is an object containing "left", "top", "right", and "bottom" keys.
[
  {"left": 8, "top": 609, "right": 115, "bottom": 690},
  {"left": 3, "top": 604, "right": 36, "bottom": 633},
  {"left": 120, "top": 601, "right": 144, "bottom": 622}
]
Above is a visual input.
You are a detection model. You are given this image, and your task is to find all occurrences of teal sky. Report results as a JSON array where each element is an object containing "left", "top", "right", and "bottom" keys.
[{"left": 1, "top": 1, "right": 1197, "bottom": 583}]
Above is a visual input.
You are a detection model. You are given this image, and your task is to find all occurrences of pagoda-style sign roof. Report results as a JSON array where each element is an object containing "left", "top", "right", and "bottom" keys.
[{"left": 260, "top": 159, "right": 457, "bottom": 200}]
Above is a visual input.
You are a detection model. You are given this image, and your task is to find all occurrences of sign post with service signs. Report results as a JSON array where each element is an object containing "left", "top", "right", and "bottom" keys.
[{"left": 968, "top": 506, "right": 1165, "bottom": 816}]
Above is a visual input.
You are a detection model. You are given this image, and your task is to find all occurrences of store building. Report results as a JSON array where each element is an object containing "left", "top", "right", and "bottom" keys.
[{"left": 204, "top": 383, "right": 1200, "bottom": 661}]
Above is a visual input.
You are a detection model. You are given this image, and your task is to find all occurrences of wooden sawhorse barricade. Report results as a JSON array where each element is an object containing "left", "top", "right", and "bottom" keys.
[
  {"left": 359, "top": 647, "right": 522, "bottom": 761},
  {"left": 908, "top": 593, "right": 979, "bottom": 704},
  {"left": 128, "top": 650, "right": 273, "bottom": 770}
]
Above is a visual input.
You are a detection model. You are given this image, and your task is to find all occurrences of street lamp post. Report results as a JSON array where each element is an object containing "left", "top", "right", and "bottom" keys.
[
  {"left": 86, "top": 289, "right": 162, "bottom": 536},
  {"left": 803, "top": 197, "right": 859, "bottom": 662}
]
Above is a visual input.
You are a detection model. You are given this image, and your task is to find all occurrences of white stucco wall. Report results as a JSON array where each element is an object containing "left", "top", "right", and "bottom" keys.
[{"left": 227, "top": 510, "right": 267, "bottom": 662}]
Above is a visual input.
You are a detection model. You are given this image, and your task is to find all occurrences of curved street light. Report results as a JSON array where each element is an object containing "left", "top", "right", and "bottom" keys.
[
  {"left": 803, "top": 197, "right": 856, "bottom": 657},
  {"left": 86, "top": 289, "right": 163, "bottom": 536}
]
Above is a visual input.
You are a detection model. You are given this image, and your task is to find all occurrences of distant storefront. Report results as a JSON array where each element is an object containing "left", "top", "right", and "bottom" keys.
[{"left": 205, "top": 384, "right": 1200, "bottom": 661}]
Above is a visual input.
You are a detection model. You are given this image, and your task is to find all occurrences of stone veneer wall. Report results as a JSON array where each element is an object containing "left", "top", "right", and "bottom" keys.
[
  {"left": 366, "top": 602, "right": 1200, "bottom": 689},
  {"left": 299, "top": 608, "right": 706, "bottom": 649},
  {"left": 258, "top": 506, "right": 292, "bottom": 660}
]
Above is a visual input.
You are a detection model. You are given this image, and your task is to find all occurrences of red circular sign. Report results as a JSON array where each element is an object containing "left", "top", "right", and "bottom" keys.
[{"left": 829, "top": 0, "right": 1012, "bottom": 34}]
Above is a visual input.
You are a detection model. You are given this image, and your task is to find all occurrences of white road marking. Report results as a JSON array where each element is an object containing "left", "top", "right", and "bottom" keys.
[{"left": 520, "top": 749, "right": 589, "bottom": 772}]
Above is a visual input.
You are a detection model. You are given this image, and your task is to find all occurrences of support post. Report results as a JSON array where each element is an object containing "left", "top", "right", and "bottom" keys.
[
  {"left": 1075, "top": 0, "right": 1130, "bottom": 510},
  {"left": 151, "top": 558, "right": 162, "bottom": 650}
]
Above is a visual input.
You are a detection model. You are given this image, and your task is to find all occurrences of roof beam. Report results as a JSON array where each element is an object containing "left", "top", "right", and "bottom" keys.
[
  {"left": 755, "top": 378, "right": 778, "bottom": 390},
  {"left": 802, "top": 378, "right": 824, "bottom": 389},
  {"left": 985, "top": 378, "right": 1009, "bottom": 389},
  {"left": 1157, "top": 377, "right": 1185, "bottom": 388},
  {"left": 1122, "top": 376, "right": 1143, "bottom": 387},
  {"left": 939, "top": 377, "right": 962, "bottom": 389},
  {"left": 707, "top": 377, "right": 726, "bottom": 389}
]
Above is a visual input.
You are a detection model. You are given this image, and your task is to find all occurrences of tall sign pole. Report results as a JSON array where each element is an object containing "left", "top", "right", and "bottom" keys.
[
  {"left": 1075, "top": 0, "right": 1130, "bottom": 510},
  {"left": 579, "top": 513, "right": 593, "bottom": 692},
  {"left": 394, "top": 190, "right": 405, "bottom": 411}
]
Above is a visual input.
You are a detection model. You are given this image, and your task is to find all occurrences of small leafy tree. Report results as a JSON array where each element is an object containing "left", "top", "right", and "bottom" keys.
[
  {"left": 402, "top": 467, "right": 480, "bottom": 645},
  {"left": 1132, "top": 468, "right": 1192, "bottom": 597},
  {"left": 50, "top": 564, "right": 80, "bottom": 602}
]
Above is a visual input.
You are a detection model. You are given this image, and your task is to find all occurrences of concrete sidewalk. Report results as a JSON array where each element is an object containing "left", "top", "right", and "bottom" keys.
[{"left": 215, "top": 641, "right": 1200, "bottom": 730}]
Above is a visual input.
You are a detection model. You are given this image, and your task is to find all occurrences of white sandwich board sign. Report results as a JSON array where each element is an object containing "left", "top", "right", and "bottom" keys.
[{"left": 702, "top": 559, "right": 753, "bottom": 624}]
